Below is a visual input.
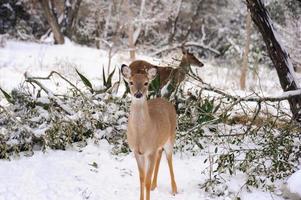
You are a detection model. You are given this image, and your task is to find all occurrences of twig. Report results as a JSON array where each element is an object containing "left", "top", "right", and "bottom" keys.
[
  {"left": 25, "top": 72, "right": 75, "bottom": 115},
  {"left": 243, "top": 102, "right": 261, "bottom": 135},
  {"left": 168, "top": 0, "right": 182, "bottom": 43},
  {"left": 24, "top": 70, "right": 93, "bottom": 104}
]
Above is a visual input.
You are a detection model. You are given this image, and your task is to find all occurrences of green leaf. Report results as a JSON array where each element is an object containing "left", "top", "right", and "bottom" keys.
[
  {"left": 0, "top": 88, "right": 13, "bottom": 103},
  {"left": 148, "top": 75, "right": 161, "bottom": 98},
  {"left": 122, "top": 78, "right": 130, "bottom": 98},
  {"left": 106, "top": 67, "right": 116, "bottom": 88},
  {"left": 89, "top": 161, "right": 98, "bottom": 168},
  {"left": 75, "top": 69, "right": 93, "bottom": 93},
  {"left": 213, "top": 101, "right": 221, "bottom": 113},
  {"left": 102, "top": 67, "right": 107, "bottom": 87}
]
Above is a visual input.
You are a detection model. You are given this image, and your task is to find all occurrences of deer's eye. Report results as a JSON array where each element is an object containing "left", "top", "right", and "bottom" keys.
[
  {"left": 144, "top": 82, "right": 148, "bottom": 86},
  {"left": 129, "top": 81, "right": 134, "bottom": 85}
]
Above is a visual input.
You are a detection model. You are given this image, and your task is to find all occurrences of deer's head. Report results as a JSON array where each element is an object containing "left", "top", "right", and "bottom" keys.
[
  {"left": 121, "top": 64, "right": 157, "bottom": 99},
  {"left": 181, "top": 48, "right": 204, "bottom": 68}
]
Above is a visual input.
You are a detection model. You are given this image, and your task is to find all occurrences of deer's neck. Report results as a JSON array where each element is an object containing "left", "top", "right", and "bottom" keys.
[
  {"left": 129, "top": 97, "right": 151, "bottom": 125},
  {"left": 179, "top": 58, "right": 190, "bottom": 72}
]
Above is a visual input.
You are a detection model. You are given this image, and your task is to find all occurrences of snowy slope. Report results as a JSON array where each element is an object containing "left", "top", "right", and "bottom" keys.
[
  {"left": 0, "top": 40, "right": 290, "bottom": 97},
  {"left": 0, "top": 141, "right": 286, "bottom": 200},
  {"left": 287, "top": 169, "right": 301, "bottom": 198},
  {"left": 0, "top": 40, "right": 160, "bottom": 95},
  {"left": 0, "top": 141, "right": 209, "bottom": 200}
]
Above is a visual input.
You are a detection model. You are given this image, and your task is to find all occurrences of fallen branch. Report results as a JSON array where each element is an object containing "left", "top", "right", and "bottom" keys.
[
  {"left": 25, "top": 72, "right": 75, "bottom": 115},
  {"left": 188, "top": 71, "right": 301, "bottom": 103},
  {"left": 23, "top": 70, "right": 94, "bottom": 104}
]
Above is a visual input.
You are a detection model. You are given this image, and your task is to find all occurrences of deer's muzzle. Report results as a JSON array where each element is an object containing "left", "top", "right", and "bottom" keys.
[{"left": 134, "top": 92, "right": 143, "bottom": 99}]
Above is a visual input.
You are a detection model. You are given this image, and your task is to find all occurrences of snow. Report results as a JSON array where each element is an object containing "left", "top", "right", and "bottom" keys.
[
  {"left": 287, "top": 169, "right": 301, "bottom": 197},
  {"left": 0, "top": 39, "right": 295, "bottom": 99},
  {"left": 0, "top": 141, "right": 286, "bottom": 200},
  {"left": 0, "top": 141, "right": 207, "bottom": 200},
  {"left": 227, "top": 173, "right": 247, "bottom": 194},
  {"left": 240, "top": 190, "right": 284, "bottom": 200},
  {"left": 0, "top": 40, "right": 299, "bottom": 200}
]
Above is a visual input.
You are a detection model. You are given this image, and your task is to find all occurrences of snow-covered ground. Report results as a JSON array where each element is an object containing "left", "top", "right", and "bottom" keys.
[
  {"left": 0, "top": 141, "right": 210, "bottom": 200},
  {"left": 0, "top": 141, "right": 288, "bottom": 200},
  {"left": 0, "top": 40, "right": 300, "bottom": 200}
]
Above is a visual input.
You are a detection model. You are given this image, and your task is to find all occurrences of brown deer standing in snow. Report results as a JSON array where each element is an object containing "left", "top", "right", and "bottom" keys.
[
  {"left": 121, "top": 65, "right": 177, "bottom": 200},
  {"left": 128, "top": 48, "right": 204, "bottom": 97}
]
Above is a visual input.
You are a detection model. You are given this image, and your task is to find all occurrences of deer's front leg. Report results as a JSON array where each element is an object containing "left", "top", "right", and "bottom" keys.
[
  {"left": 135, "top": 152, "right": 145, "bottom": 200},
  {"left": 145, "top": 152, "right": 156, "bottom": 200},
  {"left": 151, "top": 148, "right": 163, "bottom": 190}
]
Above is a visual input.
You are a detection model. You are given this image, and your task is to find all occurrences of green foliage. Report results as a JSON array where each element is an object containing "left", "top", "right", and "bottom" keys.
[
  {"left": 75, "top": 69, "right": 94, "bottom": 93},
  {"left": 173, "top": 88, "right": 301, "bottom": 196},
  {"left": 0, "top": 87, "right": 129, "bottom": 158},
  {"left": 197, "top": 98, "right": 216, "bottom": 124},
  {"left": 163, "top": 82, "right": 176, "bottom": 99},
  {"left": 0, "top": 88, "right": 13, "bottom": 104},
  {"left": 122, "top": 78, "right": 130, "bottom": 98},
  {"left": 1, "top": 72, "right": 301, "bottom": 199},
  {"left": 211, "top": 123, "right": 301, "bottom": 194},
  {"left": 45, "top": 120, "right": 93, "bottom": 150},
  {"left": 148, "top": 75, "right": 161, "bottom": 98},
  {"left": 102, "top": 67, "right": 117, "bottom": 92},
  {"left": 106, "top": 67, "right": 116, "bottom": 88}
]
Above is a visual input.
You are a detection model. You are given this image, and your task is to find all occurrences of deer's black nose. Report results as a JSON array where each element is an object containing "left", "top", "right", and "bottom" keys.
[{"left": 134, "top": 92, "right": 143, "bottom": 98}]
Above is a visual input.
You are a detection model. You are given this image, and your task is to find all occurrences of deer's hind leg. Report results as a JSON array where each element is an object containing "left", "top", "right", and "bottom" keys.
[{"left": 164, "top": 139, "right": 178, "bottom": 195}]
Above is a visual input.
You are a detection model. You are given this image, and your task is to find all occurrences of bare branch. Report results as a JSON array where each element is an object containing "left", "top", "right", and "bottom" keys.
[
  {"left": 25, "top": 72, "right": 74, "bottom": 115},
  {"left": 188, "top": 72, "right": 301, "bottom": 103},
  {"left": 151, "top": 41, "right": 220, "bottom": 56}
]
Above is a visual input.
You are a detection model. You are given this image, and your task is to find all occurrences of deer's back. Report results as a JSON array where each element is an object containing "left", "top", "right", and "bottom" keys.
[
  {"left": 129, "top": 60, "right": 174, "bottom": 88},
  {"left": 129, "top": 60, "right": 155, "bottom": 75}
]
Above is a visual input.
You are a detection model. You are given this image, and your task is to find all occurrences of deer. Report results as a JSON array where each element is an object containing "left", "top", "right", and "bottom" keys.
[
  {"left": 128, "top": 48, "right": 204, "bottom": 91},
  {"left": 121, "top": 64, "right": 178, "bottom": 200}
]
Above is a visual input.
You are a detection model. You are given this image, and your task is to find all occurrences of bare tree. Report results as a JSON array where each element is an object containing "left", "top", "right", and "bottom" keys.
[
  {"left": 246, "top": 0, "right": 301, "bottom": 122},
  {"left": 125, "top": 0, "right": 136, "bottom": 61},
  {"left": 62, "top": 0, "right": 82, "bottom": 38},
  {"left": 240, "top": 11, "right": 252, "bottom": 90},
  {"left": 40, "top": 0, "right": 82, "bottom": 44},
  {"left": 133, "top": 0, "right": 146, "bottom": 45},
  {"left": 40, "top": 0, "right": 64, "bottom": 44}
]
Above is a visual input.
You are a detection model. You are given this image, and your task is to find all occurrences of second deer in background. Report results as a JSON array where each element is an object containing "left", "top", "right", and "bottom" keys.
[{"left": 128, "top": 48, "right": 204, "bottom": 98}]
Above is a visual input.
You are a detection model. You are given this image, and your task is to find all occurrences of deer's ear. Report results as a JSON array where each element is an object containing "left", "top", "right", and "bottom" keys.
[
  {"left": 147, "top": 67, "right": 157, "bottom": 81},
  {"left": 121, "top": 64, "right": 131, "bottom": 80}
]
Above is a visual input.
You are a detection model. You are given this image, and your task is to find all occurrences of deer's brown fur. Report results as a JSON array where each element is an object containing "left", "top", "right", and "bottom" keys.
[
  {"left": 129, "top": 49, "right": 204, "bottom": 89},
  {"left": 121, "top": 65, "right": 178, "bottom": 200}
]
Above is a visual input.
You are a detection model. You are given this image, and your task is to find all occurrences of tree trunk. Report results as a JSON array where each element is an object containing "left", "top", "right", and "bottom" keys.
[
  {"left": 240, "top": 11, "right": 252, "bottom": 90},
  {"left": 125, "top": 0, "right": 136, "bottom": 61},
  {"left": 133, "top": 0, "right": 146, "bottom": 45},
  {"left": 128, "top": 24, "right": 136, "bottom": 61},
  {"left": 246, "top": 0, "right": 301, "bottom": 122},
  {"left": 62, "top": 0, "right": 82, "bottom": 38},
  {"left": 40, "top": 0, "right": 65, "bottom": 44}
]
